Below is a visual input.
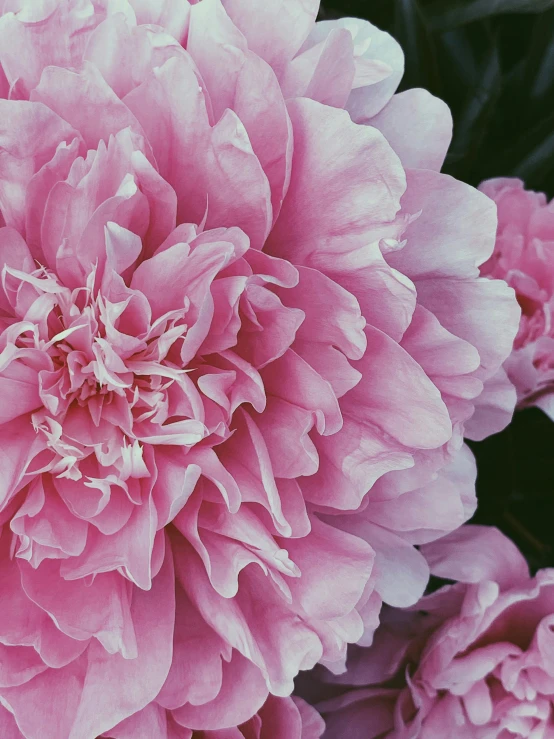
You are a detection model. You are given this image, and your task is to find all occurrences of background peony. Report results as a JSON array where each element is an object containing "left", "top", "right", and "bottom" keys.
[
  {"left": 0, "top": 0, "right": 519, "bottom": 736},
  {"left": 480, "top": 178, "right": 554, "bottom": 420},
  {"left": 315, "top": 526, "right": 554, "bottom": 739}
]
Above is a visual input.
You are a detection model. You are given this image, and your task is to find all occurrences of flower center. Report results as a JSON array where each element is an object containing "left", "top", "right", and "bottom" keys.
[{"left": 4, "top": 264, "right": 206, "bottom": 481}]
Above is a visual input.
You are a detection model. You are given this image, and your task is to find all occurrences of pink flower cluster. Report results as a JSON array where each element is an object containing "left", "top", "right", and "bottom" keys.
[
  {"left": 317, "top": 526, "right": 554, "bottom": 739},
  {"left": 0, "top": 0, "right": 519, "bottom": 736},
  {"left": 480, "top": 178, "right": 554, "bottom": 419}
]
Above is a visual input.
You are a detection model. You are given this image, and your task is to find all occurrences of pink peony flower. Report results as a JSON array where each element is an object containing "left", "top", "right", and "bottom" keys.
[
  {"left": 316, "top": 526, "right": 554, "bottom": 739},
  {"left": 480, "top": 178, "right": 554, "bottom": 419},
  {"left": 0, "top": 0, "right": 519, "bottom": 736}
]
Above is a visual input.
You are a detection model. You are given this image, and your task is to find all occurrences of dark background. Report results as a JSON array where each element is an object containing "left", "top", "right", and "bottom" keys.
[{"left": 321, "top": 0, "right": 554, "bottom": 570}]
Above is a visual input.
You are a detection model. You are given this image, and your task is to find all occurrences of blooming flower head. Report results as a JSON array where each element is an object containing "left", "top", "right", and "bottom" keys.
[
  {"left": 0, "top": 0, "right": 519, "bottom": 736},
  {"left": 480, "top": 178, "right": 554, "bottom": 418},
  {"left": 316, "top": 526, "right": 554, "bottom": 739}
]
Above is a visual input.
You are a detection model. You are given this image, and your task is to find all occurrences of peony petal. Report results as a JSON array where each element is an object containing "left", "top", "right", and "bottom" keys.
[
  {"left": 124, "top": 54, "right": 211, "bottom": 226},
  {"left": 20, "top": 560, "right": 138, "bottom": 658},
  {"left": 187, "top": 0, "right": 248, "bottom": 123},
  {"left": 84, "top": 13, "right": 185, "bottom": 99},
  {"left": 267, "top": 98, "right": 405, "bottom": 265},
  {"left": 253, "top": 397, "right": 319, "bottom": 479},
  {"left": 331, "top": 517, "right": 429, "bottom": 608},
  {"left": 277, "top": 265, "right": 366, "bottom": 360},
  {"left": 464, "top": 366, "right": 518, "bottom": 441},
  {"left": 281, "top": 27, "right": 356, "bottom": 109},
  {"left": 343, "top": 325, "right": 452, "bottom": 450},
  {"left": 261, "top": 349, "right": 342, "bottom": 436},
  {"left": 317, "top": 17, "right": 404, "bottom": 119},
  {"left": 236, "top": 283, "right": 304, "bottom": 368},
  {"left": 300, "top": 416, "right": 414, "bottom": 511},
  {"left": 0, "top": 704, "right": 22, "bottom": 739},
  {"left": 172, "top": 650, "right": 268, "bottom": 731},
  {"left": 0, "top": 227, "right": 34, "bottom": 313},
  {"left": 369, "top": 89, "right": 453, "bottom": 172},
  {"left": 389, "top": 169, "right": 497, "bottom": 280},
  {"left": 421, "top": 525, "right": 530, "bottom": 590},
  {"left": 0, "top": 417, "right": 44, "bottom": 511},
  {"left": 0, "top": 100, "right": 80, "bottom": 233},
  {"left": 106, "top": 702, "right": 168, "bottom": 739},
  {"left": 221, "top": 0, "right": 319, "bottom": 77},
  {"left": 31, "top": 62, "right": 150, "bottom": 152},
  {"left": 129, "top": 0, "right": 190, "bottom": 41},
  {"left": 0, "top": 657, "right": 86, "bottom": 739},
  {"left": 284, "top": 516, "right": 374, "bottom": 621},
  {"left": 309, "top": 241, "right": 417, "bottom": 343},
  {"left": 11, "top": 476, "right": 88, "bottom": 567},
  {"left": 0, "top": 0, "right": 104, "bottom": 97},
  {"left": 156, "top": 583, "right": 229, "bottom": 711},
  {"left": 69, "top": 546, "right": 175, "bottom": 738},
  {"left": 59, "top": 495, "right": 157, "bottom": 591},
  {"left": 204, "top": 108, "right": 272, "bottom": 250},
  {"left": 415, "top": 277, "right": 520, "bottom": 382}
]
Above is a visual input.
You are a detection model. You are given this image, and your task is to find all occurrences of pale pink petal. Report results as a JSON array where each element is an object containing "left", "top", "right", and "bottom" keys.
[
  {"left": 0, "top": 0, "right": 105, "bottom": 98},
  {"left": 129, "top": 0, "right": 190, "bottom": 41},
  {"left": 105, "top": 702, "right": 168, "bottom": 739},
  {"left": 0, "top": 227, "right": 34, "bottom": 312},
  {"left": 464, "top": 366, "right": 518, "bottom": 441},
  {"left": 326, "top": 17, "right": 404, "bottom": 119},
  {"left": 221, "top": 0, "right": 319, "bottom": 77},
  {"left": 300, "top": 417, "right": 413, "bottom": 511},
  {"left": 0, "top": 657, "right": 86, "bottom": 739},
  {"left": 293, "top": 696, "right": 326, "bottom": 738},
  {"left": 84, "top": 15, "right": 187, "bottom": 99},
  {"left": 0, "top": 100, "right": 79, "bottom": 232},
  {"left": 31, "top": 62, "right": 149, "bottom": 152},
  {"left": 171, "top": 650, "right": 268, "bottom": 731},
  {"left": 124, "top": 54, "right": 211, "bottom": 226},
  {"left": 284, "top": 517, "right": 374, "bottom": 621},
  {"left": 69, "top": 547, "right": 175, "bottom": 738},
  {"left": 261, "top": 349, "right": 342, "bottom": 436},
  {"left": 156, "top": 584, "right": 229, "bottom": 710},
  {"left": 188, "top": 2, "right": 292, "bottom": 221},
  {"left": 267, "top": 98, "right": 405, "bottom": 264},
  {"left": 421, "top": 525, "right": 530, "bottom": 590},
  {"left": 389, "top": 169, "right": 497, "bottom": 280},
  {"left": 416, "top": 277, "right": 520, "bottom": 382},
  {"left": 204, "top": 108, "right": 272, "bottom": 249},
  {"left": 369, "top": 89, "right": 453, "bottom": 172},
  {"left": 343, "top": 325, "right": 452, "bottom": 450},
  {"left": 0, "top": 705, "right": 22, "bottom": 739},
  {"left": 281, "top": 27, "right": 356, "bottom": 108},
  {"left": 0, "top": 417, "right": 44, "bottom": 510},
  {"left": 253, "top": 397, "right": 318, "bottom": 479}
]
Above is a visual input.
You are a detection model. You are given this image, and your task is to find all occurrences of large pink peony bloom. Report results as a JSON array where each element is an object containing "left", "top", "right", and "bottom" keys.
[
  {"left": 316, "top": 526, "right": 554, "bottom": 739},
  {"left": 0, "top": 0, "right": 519, "bottom": 736},
  {"left": 480, "top": 177, "right": 554, "bottom": 419}
]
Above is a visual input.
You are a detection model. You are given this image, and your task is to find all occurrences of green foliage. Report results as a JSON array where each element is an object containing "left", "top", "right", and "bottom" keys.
[{"left": 424, "top": 0, "right": 554, "bottom": 30}]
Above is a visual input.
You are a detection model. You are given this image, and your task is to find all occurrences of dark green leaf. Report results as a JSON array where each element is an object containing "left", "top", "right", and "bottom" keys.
[
  {"left": 444, "top": 38, "right": 501, "bottom": 178},
  {"left": 514, "top": 129, "right": 554, "bottom": 185},
  {"left": 523, "top": 8, "right": 554, "bottom": 109},
  {"left": 393, "top": 0, "right": 441, "bottom": 94},
  {"left": 423, "top": 0, "right": 554, "bottom": 30}
]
